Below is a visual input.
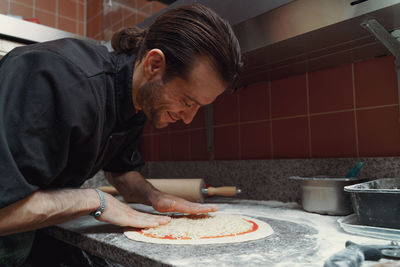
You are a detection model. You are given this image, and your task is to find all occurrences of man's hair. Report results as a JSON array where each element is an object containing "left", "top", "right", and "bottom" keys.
[{"left": 111, "top": 4, "right": 242, "bottom": 90}]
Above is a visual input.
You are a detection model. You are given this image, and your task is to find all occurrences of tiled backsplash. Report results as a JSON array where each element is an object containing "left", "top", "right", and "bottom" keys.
[
  {"left": 101, "top": 0, "right": 166, "bottom": 41},
  {"left": 140, "top": 55, "right": 400, "bottom": 161},
  {"left": 0, "top": 0, "right": 86, "bottom": 35},
  {"left": 87, "top": 0, "right": 166, "bottom": 41},
  {"left": 0, "top": 0, "right": 166, "bottom": 40}
]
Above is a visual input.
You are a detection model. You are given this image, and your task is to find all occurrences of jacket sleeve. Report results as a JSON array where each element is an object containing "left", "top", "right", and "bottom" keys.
[{"left": 0, "top": 48, "right": 97, "bottom": 209}]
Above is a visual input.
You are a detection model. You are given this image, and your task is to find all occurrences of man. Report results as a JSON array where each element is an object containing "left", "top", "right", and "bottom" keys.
[{"left": 0, "top": 3, "right": 242, "bottom": 265}]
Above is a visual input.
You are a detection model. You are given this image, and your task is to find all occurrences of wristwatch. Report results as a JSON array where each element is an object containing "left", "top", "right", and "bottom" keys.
[{"left": 91, "top": 189, "right": 106, "bottom": 218}]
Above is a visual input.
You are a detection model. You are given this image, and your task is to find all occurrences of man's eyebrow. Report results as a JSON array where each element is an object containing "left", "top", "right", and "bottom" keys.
[{"left": 184, "top": 93, "right": 205, "bottom": 106}]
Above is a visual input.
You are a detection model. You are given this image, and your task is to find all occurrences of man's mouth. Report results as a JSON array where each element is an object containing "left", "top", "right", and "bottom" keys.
[{"left": 167, "top": 111, "right": 179, "bottom": 122}]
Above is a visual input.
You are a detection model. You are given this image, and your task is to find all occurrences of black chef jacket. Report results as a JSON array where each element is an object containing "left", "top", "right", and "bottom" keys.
[{"left": 0, "top": 38, "right": 146, "bottom": 266}]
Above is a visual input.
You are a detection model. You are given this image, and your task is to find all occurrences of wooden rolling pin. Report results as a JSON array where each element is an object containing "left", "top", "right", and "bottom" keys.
[{"left": 98, "top": 178, "right": 241, "bottom": 203}]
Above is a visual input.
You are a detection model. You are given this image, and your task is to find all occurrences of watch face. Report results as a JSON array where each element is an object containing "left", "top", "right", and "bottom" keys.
[{"left": 95, "top": 211, "right": 102, "bottom": 217}]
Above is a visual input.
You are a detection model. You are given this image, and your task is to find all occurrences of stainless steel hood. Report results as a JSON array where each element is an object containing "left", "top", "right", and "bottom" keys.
[
  {"left": 235, "top": 0, "right": 400, "bottom": 85},
  {"left": 139, "top": 0, "right": 400, "bottom": 85}
]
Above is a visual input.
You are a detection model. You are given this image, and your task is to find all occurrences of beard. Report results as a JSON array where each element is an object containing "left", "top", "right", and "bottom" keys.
[{"left": 136, "top": 78, "right": 169, "bottom": 129}]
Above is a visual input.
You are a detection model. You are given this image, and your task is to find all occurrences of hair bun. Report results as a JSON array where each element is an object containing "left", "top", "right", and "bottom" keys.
[{"left": 111, "top": 27, "right": 144, "bottom": 54}]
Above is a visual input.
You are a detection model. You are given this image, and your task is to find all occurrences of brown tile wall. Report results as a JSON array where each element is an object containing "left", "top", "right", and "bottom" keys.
[
  {"left": 0, "top": 0, "right": 86, "bottom": 36},
  {"left": 140, "top": 55, "right": 400, "bottom": 161},
  {"left": 0, "top": 0, "right": 165, "bottom": 40},
  {"left": 100, "top": 0, "right": 166, "bottom": 41}
]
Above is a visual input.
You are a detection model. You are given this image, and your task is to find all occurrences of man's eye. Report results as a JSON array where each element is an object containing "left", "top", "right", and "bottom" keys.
[{"left": 184, "top": 101, "right": 193, "bottom": 108}]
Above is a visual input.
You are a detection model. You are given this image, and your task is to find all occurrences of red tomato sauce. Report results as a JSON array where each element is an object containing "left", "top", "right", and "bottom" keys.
[{"left": 138, "top": 219, "right": 258, "bottom": 240}]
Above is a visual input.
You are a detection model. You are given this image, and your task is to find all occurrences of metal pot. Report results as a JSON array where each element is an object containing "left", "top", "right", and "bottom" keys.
[{"left": 291, "top": 176, "right": 367, "bottom": 216}]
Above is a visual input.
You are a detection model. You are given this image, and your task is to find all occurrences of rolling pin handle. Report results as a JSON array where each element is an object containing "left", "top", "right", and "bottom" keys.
[{"left": 202, "top": 186, "right": 240, "bottom": 197}]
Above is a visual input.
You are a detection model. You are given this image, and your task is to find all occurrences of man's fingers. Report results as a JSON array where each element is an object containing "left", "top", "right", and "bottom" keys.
[
  {"left": 149, "top": 214, "right": 171, "bottom": 225},
  {"left": 166, "top": 199, "right": 218, "bottom": 214},
  {"left": 177, "top": 203, "right": 218, "bottom": 214},
  {"left": 153, "top": 193, "right": 219, "bottom": 214},
  {"left": 132, "top": 212, "right": 171, "bottom": 227},
  {"left": 198, "top": 204, "right": 218, "bottom": 213}
]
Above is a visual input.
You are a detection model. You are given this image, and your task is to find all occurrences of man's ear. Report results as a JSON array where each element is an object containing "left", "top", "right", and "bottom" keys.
[{"left": 143, "top": 49, "right": 166, "bottom": 80}]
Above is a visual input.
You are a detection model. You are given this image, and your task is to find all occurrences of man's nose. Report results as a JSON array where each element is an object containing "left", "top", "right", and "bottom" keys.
[{"left": 180, "top": 106, "right": 199, "bottom": 124}]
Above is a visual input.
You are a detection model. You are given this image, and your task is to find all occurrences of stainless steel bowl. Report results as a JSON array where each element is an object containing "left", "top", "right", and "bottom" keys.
[{"left": 291, "top": 176, "right": 367, "bottom": 215}]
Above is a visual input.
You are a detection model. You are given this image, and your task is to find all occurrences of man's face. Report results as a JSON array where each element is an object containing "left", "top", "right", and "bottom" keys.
[{"left": 138, "top": 58, "right": 226, "bottom": 128}]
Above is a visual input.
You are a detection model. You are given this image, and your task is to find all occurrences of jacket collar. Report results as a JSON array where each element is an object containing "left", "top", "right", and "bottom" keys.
[{"left": 114, "top": 53, "right": 146, "bottom": 129}]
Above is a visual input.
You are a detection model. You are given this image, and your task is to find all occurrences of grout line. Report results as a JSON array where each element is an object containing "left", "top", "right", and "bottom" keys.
[
  {"left": 51, "top": 15, "right": 80, "bottom": 26},
  {"left": 101, "top": 0, "right": 104, "bottom": 40},
  {"left": 58, "top": 14, "right": 81, "bottom": 21},
  {"left": 94, "top": 32, "right": 102, "bottom": 40},
  {"left": 55, "top": 0, "right": 58, "bottom": 28},
  {"left": 33, "top": 7, "right": 54, "bottom": 14},
  {"left": 134, "top": 8, "right": 137, "bottom": 29},
  {"left": 271, "top": 114, "right": 308, "bottom": 121},
  {"left": 310, "top": 108, "right": 358, "bottom": 116},
  {"left": 84, "top": 0, "right": 87, "bottom": 37},
  {"left": 76, "top": 0, "right": 79, "bottom": 34},
  {"left": 268, "top": 80, "right": 274, "bottom": 159},
  {"left": 32, "top": 0, "right": 35, "bottom": 18},
  {"left": 351, "top": 63, "right": 360, "bottom": 158},
  {"left": 306, "top": 72, "right": 312, "bottom": 157},
  {"left": 86, "top": 11, "right": 103, "bottom": 23},
  {"left": 356, "top": 103, "right": 398, "bottom": 111},
  {"left": 237, "top": 119, "right": 271, "bottom": 126},
  {"left": 7, "top": 0, "right": 10, "bottom": 14}
]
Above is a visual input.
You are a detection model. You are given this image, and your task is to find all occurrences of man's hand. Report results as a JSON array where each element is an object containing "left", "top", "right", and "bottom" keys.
[
  {"left": 151, "top": 192, "right": 218, "bottom": 214},
  {"left": 96, "top": 192, "right": 171, "bottom": 228},
  {"left": 105, "top": 171, "right": 218, "bottom": 215}
]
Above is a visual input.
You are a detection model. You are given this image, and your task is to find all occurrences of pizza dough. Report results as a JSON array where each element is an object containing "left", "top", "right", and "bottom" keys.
[{"left": 124, "top": 214, "right": 273, "bottom": 245}]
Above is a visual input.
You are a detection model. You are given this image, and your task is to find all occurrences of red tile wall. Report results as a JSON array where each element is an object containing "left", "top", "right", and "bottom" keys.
[
  {"left": 86, "top": 0, "right": 102, "bottom": 39},
  {"left": 0, "top": 0, "right": 86, "bottom": 36},
  {"left": 0, "top": 1, "right": 166, "bottom": 40},
  {"left": 101, "top": 0, "right": 166, "bottom": 41},
  {"left": 140, "top": 55, "right": 400, "bottom": 161}
]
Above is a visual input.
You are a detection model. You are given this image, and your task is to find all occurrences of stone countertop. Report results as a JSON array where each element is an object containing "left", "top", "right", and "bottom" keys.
[{"left": 42, "top": 198, "right": 398, "bottom": 267}]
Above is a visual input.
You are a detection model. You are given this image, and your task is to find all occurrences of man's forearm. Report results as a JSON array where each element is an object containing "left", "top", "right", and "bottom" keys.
[
  {"left": 105, "top": 171, "right": 161, "bottom": 205},
  {"left": 0, "top": 188, "right": 99, "bottom": 236}
]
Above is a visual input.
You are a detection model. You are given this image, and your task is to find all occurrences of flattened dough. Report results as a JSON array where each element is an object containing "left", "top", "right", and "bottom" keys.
[{"left": 124, "top": 214, "right": 273, "bottom": 245}]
